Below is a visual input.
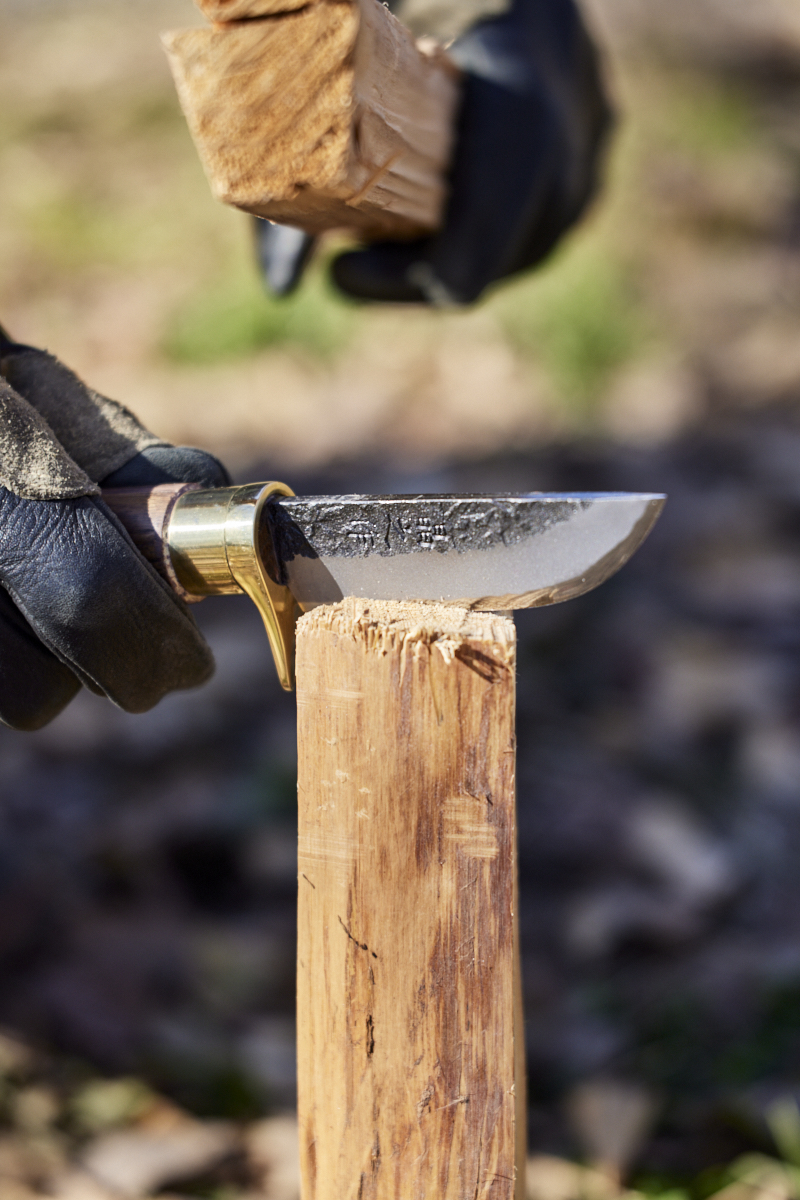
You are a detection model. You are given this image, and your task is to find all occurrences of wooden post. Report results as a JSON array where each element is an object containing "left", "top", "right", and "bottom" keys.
[{"left": 296, "top": 598, "right": 525, "bottom": 1200}]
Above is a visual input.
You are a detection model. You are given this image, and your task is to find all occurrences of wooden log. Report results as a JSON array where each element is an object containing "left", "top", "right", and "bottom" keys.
[
  {"left": 296, "top": 598, "right": 525, "bottom": 1200},
  {"left": 162, "top": 0, "right": 460, "bottom": 239}
]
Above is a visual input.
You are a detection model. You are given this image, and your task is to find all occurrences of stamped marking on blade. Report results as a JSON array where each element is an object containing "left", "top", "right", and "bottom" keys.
[
  {"left": 267, "top": 494, "right": 585, "bottom": 582},
  {"left": 263, "top": 493, "right": 666, "bottom": 610}
]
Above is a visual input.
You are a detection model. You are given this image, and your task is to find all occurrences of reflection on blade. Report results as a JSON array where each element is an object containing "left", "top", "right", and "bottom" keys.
[{"left": 264, "top": 493, "right": 666, "bottom": 611}]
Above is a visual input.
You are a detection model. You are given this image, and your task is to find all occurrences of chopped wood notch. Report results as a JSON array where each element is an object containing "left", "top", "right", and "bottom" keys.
[{"left": 162, "top": 0, "right": 460, "bottom": 238}]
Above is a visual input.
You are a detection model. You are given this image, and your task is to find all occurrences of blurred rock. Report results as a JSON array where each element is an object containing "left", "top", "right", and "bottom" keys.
[
  {"left": 0, "top": 1034, "right": 34, "bottom": 1079},
  {"left": 565, "top": 795, "right": 739, "bottom": 960},
  {"left": 525, "top": 1154, "right": 619, "bottom": 1200},
  {"left": 642, "top": 638, "right": 779, "bottom": 747},
  {"left": 2, "top": 1182, "right": 49, "bottom": 1200},
  {"left": 246, "top": 1115, "right": 300, "bottom": 1200},
  {"left": 627, "top": 797, "right": 740, "bottom": 908},
  {"left": 81, "top": 1113, "right": 237, "bottom": 1198},
  {"left": 0, "top": 1128, "right": 68, "bottom": 1191},
  {"left": 0, "top": 1133, "right": 48, "bottom": 1186},
  {"left": 566, "top": 1079, "right": 659, "bottom": 1177},
  {"left": 53, "top": 1171, "right": 119, "bottom": 1200},
  {"left": 12, "top": 1087, "right": 59, "bottom": 1135},
  {"left": 741, "top": 723, "right": 800, "bottom": 801},
  {"left": 566, "top": 884, "right": 705, "bottom": 958}
]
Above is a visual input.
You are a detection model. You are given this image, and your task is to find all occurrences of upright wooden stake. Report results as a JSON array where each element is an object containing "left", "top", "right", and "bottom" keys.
[{"left": 296, "top": 598, "right": 524, "bottom": 1200}]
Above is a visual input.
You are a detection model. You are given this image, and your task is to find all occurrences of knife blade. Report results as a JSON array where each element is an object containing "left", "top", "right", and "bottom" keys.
[{"left": 265, "top": 492, "right": 665, "bottom": 610}]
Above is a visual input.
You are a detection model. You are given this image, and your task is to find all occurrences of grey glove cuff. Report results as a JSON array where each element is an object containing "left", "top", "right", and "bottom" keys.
[
  {"left": 0, "top": 379, "right": 96, "bottom": 500},
  {"left": 0, "top": 345, "right": 167, "bottom": 492}
]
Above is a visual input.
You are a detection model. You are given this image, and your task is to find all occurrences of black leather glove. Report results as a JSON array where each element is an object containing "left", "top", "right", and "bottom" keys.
[
  {"left": 332, "top": 0, "right": 612, "bottom": 303},
  {"left": 0, "top": 327, "right": 230, "bottom": 731}
]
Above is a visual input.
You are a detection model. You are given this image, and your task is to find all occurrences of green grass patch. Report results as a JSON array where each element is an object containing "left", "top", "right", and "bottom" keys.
[
  {"left": 658, "top": 77, "right": 758, "bottom": 160},
  {"left": 162, "top": 260, "right": 356, "bottom": 364},
  {"left": 491, "top": 240, "right": 649, "bottom": 413},
  {"left": 22, "top": 192, "right": 127, "bottom": 271}
]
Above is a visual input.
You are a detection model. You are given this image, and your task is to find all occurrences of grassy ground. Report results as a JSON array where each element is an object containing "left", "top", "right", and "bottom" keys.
[{"left": 4, "top": 1025, "right": 800, "bottom": 1198}]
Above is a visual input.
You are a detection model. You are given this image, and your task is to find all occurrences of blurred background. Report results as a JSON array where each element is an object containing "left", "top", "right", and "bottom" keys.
[{"left": 4, "top": 0, "right": 800, "bottom": 1197}]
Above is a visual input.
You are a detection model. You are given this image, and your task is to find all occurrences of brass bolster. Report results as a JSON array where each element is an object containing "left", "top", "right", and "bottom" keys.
[{"left": 167, "top": 481, "right": 297, "bottom": 691}]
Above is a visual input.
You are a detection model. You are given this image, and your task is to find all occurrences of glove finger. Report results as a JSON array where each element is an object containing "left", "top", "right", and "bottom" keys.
[
  {"left": 101, "top": 446, "right": 231, "bottom": 490},
  {"left": 331, "top": 241, "right": 434, "bottom": 304},
  {"left": 254, "top": 219, "right": 317, "bottom": 297},
  {"left": 0, "top": 587, "right": 80, "bottom": 731},
  {"left": 0, "top": 378, "right": 96, "bottom": 501},
  {"left": 0, "top": 344, "right": 165, "bottom": 484},
  {"left": 0, "top": 490, "right": 215, "bottom": 713}
]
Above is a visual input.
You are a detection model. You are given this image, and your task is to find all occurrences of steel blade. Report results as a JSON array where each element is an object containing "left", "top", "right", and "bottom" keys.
[{"left": 264, "top": 493, "right": 665, "bottom": 610}]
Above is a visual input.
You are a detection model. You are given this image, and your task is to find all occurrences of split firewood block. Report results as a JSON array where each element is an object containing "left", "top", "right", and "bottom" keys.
[
  {"left": 296, "top": 599, "right": 525, "bottom": 1200},
  {"left": 162, "top": 0, "right": 461, "bottom": 238}
]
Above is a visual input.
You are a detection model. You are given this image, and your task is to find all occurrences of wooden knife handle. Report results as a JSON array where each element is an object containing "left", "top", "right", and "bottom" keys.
[{"left": 101, "top": 483, "right": 203, "bottom": 602}]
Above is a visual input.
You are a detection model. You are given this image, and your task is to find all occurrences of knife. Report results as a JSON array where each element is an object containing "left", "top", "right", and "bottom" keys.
[{"left": 102, "top": 482, "right": 665, "bottom": 691}]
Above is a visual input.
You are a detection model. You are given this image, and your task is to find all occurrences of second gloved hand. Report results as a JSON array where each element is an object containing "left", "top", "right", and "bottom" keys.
[
  {"left": 0, "top": 328, "right": 229, "bottom": 731},
  {"left": 331, "top": 0, "right": 612, "bottom": 305}
]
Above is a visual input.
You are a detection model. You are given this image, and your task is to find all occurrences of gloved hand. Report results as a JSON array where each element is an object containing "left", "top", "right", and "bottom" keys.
[
  {"left": 259, "top": 0, "right": 611, "bottom": 304},
  {"left": 0, "top": 326, "right": 230, "bottom": 731},
  {"left": 333, "top": 0, "right": 612, "bottom": 303}
]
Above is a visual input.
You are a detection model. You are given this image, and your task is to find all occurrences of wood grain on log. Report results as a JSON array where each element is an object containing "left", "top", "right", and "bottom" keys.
[
  {"left": 195, "top": 0, "right": 311, "bottom": 17},
  {"left": 162, "top": 0, "right": 460, "bottom": 238},
  {"left": 296, "top": 598, "right": 525, "bottom": 1200}
]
